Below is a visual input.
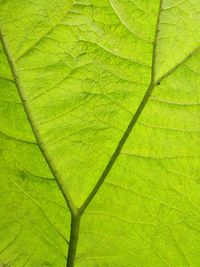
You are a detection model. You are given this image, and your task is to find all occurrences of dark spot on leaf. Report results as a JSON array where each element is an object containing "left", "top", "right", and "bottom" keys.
[
  {"left": 43, "top": 262, "right": 52, "bottom": 266},
  {"left": 0, "top": 262, "right": 10, "bottom": 267},
  {"left": 17, "top": 170, "right": 26, "bottom": 180}
]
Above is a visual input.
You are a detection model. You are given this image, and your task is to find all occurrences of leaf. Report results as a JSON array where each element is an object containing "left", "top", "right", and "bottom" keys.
[{"left": 0, "top": 0, "right": 200, "bottom": 266}]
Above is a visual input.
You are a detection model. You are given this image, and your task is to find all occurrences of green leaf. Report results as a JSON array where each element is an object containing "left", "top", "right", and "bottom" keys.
[{"left": 0, "top": 0, "right": 200, "bottom": 266}]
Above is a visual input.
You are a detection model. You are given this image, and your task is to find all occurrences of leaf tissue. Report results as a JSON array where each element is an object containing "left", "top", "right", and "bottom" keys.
[{"left": 0, "top": 0, "right": 200, "bottom": 266}]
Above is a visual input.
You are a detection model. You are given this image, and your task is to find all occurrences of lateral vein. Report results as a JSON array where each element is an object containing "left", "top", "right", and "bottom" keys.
[{"left": 0, "top": 30, "right": 77, "bottom": 216}]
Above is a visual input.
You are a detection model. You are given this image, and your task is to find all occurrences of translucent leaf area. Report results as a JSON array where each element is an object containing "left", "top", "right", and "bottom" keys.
[{"left": 0, "top": 1, "right": 200, "bottom": 266}]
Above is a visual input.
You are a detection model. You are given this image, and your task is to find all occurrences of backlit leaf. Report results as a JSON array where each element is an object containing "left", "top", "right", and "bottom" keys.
[{"left": 0, "top": 1, "right": 200, "bottom": 266}]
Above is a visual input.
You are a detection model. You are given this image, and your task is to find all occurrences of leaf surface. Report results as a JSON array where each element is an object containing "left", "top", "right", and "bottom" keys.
[{"left": 0, "top": 0, "right": 200, "bottom": 266}]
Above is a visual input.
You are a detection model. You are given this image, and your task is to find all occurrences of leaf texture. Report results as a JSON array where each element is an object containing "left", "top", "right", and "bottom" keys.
[{"left": 0, "top": 0, "right": 200, "bottom": 266}]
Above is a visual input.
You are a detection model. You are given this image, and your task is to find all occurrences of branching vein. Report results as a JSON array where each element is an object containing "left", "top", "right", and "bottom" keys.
[{"left": 78, "top": 0, "right": 164, "bottom": 214}]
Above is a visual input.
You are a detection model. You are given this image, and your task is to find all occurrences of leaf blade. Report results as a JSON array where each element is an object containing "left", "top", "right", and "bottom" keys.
[{"left": 1, "top": 1, "right": 200, "bottom": 266}]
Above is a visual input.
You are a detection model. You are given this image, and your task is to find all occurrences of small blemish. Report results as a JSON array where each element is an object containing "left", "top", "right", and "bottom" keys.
[
  {"left": 0, "top": 262, "right": 10, "bottom": 267},
  {"left": 17, "top": 170, "right": 26, "bottom": 180},
  {"left": 43, "top": 262, "right": 51, "bottom": 266}
]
